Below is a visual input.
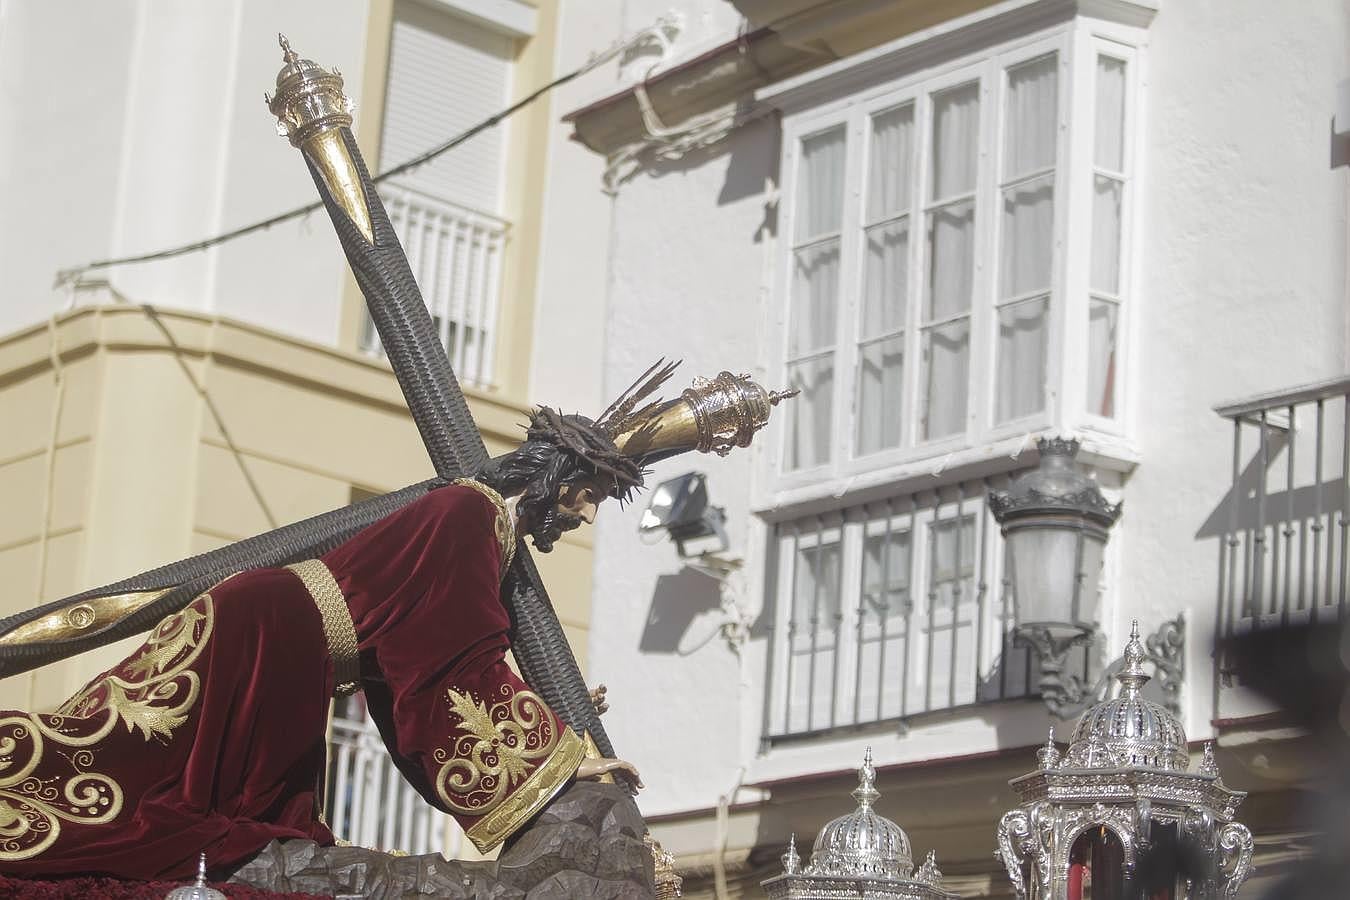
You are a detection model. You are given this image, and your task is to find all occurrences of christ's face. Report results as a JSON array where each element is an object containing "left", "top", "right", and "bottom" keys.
[
  {"left": 555, "top": 479, "right": 603, "bottom": 525},
  {"left": 523, "top": 475, "right": 610, "bottom": 552}
]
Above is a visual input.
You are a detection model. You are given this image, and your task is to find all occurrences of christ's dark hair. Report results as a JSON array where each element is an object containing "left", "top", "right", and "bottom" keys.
[{"left": 476, "top": 409, "right": 645, "bottom": 552}]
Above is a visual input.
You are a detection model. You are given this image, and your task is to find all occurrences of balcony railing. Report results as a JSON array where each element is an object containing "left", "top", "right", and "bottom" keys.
[
  {"left": 764, "top": 474, "right": 1087, "bottom": 740},
  {"left": 1214, "top": 375, "right": 1350, "bottom": 635},
  {"left": 326, "top": 694, "right": 465, "bottom": 857},
  {"left": 361, "top": 181, "right": 508, "bottom": 388}
]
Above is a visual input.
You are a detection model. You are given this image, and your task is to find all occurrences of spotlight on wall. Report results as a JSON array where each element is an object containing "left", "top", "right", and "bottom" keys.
[{"left": 639, "top": 472, "right": 728, "bottom": 558}]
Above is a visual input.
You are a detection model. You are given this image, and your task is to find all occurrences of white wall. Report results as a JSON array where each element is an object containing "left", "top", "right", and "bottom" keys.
[
  {"left": 1119, "top": 0, "right": 1348, "bottom": 732},
  {"left": 527, "top": 0, "right": 623, "bottom": 413},
  {"left": 584, "top": 0, "right": 1350, "bottom": 820},
  {"left": 0, "top": 0, "right": 372, "bottom": 345}
]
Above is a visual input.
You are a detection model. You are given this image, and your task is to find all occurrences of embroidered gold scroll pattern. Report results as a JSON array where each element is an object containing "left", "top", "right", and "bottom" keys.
[
  {"left": 57, "top": 594, "right": 215, "bottom": 742},
  {"left": 434, "top": 685, "right": 559, "bottom": 815},
  {"left": 0, "top": 596, "right": 216, "bottom": 860}
]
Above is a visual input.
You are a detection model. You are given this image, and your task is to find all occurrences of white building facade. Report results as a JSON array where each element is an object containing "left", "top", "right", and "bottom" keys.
[{"left": 571, "top": 0, "right": 1349, "bottom": 895}]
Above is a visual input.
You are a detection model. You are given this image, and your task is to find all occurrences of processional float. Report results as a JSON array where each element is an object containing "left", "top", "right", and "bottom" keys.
[
  {"left": 0, "top": 37, "right": 787, "bottom": 772},
  {"left": 996, "top": 625, "right": 1254, "bottom": 899}
]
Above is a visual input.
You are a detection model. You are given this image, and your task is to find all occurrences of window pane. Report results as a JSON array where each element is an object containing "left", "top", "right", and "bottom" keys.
[
  {"left": 792, "top": 541, "right": 842, "bottom": 632},
  {"left": 921, "top": 318, "right": 969, "bottom": 440},
  {"left": 930, "top": 82, "right": 980, "bottom": 200},
  {"left": 926, "top": 514, "right": 979, "bottom": 707},
  {"left": 863, "top": 530, "right": 912, "bottom": 620},
  {"left": 1088, "top": 298, "right": 1119, "bottom": 418},
  {"left": 1091, "top": 175, "right": 1123, "bottom": 295},
  {"left": 868, "top": 104, "right": 915, "bottom": 221},
  {"left": 789, "top": 538, "right": 842, "bottom": 732},
  {"left": 786, "top": 356, "right": 834, "bottom": 469},
  {"left": 925, "top": 199, "right": 975, "bottom": 321},
  {"left": 862, "top": 219, "right": 908, "bottom": 337},
  {"left": 790, "top": 239, "right": 840, "bottom": 356},
  {"left": 1095, "top": 56, "right": 1127, "bottom": 172},
  {"left": 796, "top": 127, "right": 847, "bottom": 241},
  {"left": 856, "top": 336, "right": 905, "bottom": 455},
  {"left": 1003, "top": 54, "right": 1058, "bottom": 179},
  {"left": 996, "top": 297, "right": 1048, "bottom": 422},
  {"left": 999, "top": 174, "right": 1055, "bottom": 299}
]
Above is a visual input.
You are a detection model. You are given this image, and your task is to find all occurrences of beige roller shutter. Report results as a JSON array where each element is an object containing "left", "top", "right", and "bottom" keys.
[{"left": 380, "top": 2, "right": 512, "bottom": 214}]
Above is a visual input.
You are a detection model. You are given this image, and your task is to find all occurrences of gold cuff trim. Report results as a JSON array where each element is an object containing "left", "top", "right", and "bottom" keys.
[
  {"left": 286, "top": 559, "right": 360, "bottom": 696},
  {"left": 452, "top": 478, "right": 516, "bottom": 580},
  {"left": 465, "top": 725, "right": 585, "bottom": 853}
]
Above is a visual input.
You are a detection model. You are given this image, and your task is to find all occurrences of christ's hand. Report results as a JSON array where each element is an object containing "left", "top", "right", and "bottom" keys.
[{"left": 577, "top": 757, "right": 642, "bottom": 789}]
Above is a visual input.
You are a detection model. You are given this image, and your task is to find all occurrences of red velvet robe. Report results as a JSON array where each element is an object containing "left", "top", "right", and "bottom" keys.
[{"left": 0, "top": 485, "right": 583, "bottom": 881}]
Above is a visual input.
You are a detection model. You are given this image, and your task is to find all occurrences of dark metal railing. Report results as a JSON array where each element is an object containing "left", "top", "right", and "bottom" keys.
[{"left": 1214, "top": 375, "right": 1350, "bottom": 634}]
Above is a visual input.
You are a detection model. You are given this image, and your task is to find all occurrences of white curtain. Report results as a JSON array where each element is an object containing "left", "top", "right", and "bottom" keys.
[
  {"left": 1091, "top": 176, "right": 1123, "bottom": 295},
  {"left": 922, "top": 82, "right": 980, "bottom": 440},
  {"left": 994, "top": 54, "right": 1058, "bottom": 423},
  {"left": 796, "top": 127, "right": 847, "bottom": 240},
  {"left": 1003, "top": 55, "right": 1058, "bottom": 178},
  {"left": 857, "top": 107, "right": 914, "bottom": 455},
  {"left": 787, "top": 356, "right": 834, "bottom": 469},
  {"left": 1094, "top": 57, "right": 1127, "bottom": 173},
  {"left": 1088, "top": 56, "right": 1127, "bottom": 418},
  {"left": 1087, "top": 299, "right": 1118, "bottom": 417},
  {"left": 857, "top": 333, "right": 904, "bottom": 454},
  {"left": 996, "top": 298, "right": 1049, "bottom": 421},
  {"left": 868, "top": 105, "right": 915, "bottom": 221},
  {"left": 922, "top": 318, "right": 970, "bottom": 439},
  {"left": 786, "top": 127, "right": 847, "bottom": 470},
  {"left": 930, "top": 83, "right": 980, "bottom": 201}
]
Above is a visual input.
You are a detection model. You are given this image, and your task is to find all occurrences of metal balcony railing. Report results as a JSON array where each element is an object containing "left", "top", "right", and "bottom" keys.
[
  {"left": 1214, "top": 375, "right": 1350, "bottom": 635},
  {"left": 763, "top": 474, "right": 1086, "bottom": 740},
  {"left": 325, "top": 694, "right": 465, "bottom": 857},
  {"left": 361, "top": 181, "right": 508, "bottom": 388}
]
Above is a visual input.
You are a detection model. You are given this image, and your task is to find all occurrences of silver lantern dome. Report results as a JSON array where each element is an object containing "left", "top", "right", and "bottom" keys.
[
  {"left": 1064, "top": 622, "right": 1188, "bottom": 771},
  {"left": 762, "top": 750, "right": 956, "bottom": 900},
  {"left": 804, "top": 748, "right": 913, "bottom": 878}
]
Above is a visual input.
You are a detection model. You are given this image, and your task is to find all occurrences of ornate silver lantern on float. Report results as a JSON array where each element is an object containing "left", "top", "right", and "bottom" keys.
[
  {"left": 995, "top": 625, "right": 1254, "bottom": 899},
  {"left": 762, "top": 750, "right": 956, "bottom": 900}
]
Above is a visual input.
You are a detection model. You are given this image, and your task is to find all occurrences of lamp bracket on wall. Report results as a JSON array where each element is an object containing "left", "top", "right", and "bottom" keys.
[{"left": 1019, "top": 615, "right": 1185, "bottom": 719}]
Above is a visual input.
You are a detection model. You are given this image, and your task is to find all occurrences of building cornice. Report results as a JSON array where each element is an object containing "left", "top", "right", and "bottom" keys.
[
  {"left": 0, "top": 305, "right": 532, "bottom": 448},
  {"left": 759, "top": 0, "right": 1156, "bottom": 114},
  {"left": 564, "top": 0, "right": 1156, "bottom": 158}
]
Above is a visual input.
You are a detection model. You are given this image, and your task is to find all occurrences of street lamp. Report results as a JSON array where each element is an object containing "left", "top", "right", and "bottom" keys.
[
  {"left": 990, "top": 437, "right": 1124, "bottom": 715},
  {"left": 990, "top": 438, "right": 1186, "bottom": 717}
]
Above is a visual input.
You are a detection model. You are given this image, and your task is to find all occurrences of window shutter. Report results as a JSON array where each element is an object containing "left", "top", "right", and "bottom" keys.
[{"left": 380, "top": 4, "right": 512, "bottom": 213}]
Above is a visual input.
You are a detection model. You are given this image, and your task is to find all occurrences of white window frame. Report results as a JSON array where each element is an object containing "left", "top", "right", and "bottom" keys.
[
  {"left": 1067, "top": 33, "right": 1143, "bottom": 436},
  {"left": 760, "top": 14, "right": 1148, "bottom": 509}
]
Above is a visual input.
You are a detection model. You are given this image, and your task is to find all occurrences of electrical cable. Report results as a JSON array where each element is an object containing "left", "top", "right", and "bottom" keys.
[{"left": 53, "top": 16, "right": 680, "bottom": 288}]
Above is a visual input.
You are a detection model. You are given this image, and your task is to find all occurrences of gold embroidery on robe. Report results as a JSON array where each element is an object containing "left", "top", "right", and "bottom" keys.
[
  {"left": 435, "top": 684, "right": 561, "bottom": 816},
  {"left": 58, "top": 594, "right": 215, "bottom": 741},
  {"left": 0, "top": 594, "right": 215, "bottom": 860}
]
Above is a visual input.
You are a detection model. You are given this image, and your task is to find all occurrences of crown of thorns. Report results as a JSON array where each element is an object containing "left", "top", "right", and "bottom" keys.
[{"left": 525, "top": 407, "right": 645, "bottom": 499}]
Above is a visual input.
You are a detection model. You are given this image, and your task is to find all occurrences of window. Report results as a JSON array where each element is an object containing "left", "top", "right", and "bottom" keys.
[
  {"left": 765, "top": 476, "right": 1088, "bottom": 738},
  {"left": 760, "top": 6, "right": 1144, "bottom": 741},
  {"left": 771, "top": 21, "right": 1141, "bottom": 487},
  {"left": 359, "top": 2, "right": 513, "bottom": 387},
  {"left": 1087, "top": 53, "right": 1131, "bottom": 420},
  {"left": 779, "top": 42, "right": 1068, "bottom": 477}
]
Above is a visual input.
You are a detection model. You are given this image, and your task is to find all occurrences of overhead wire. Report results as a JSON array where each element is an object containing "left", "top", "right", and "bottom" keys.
[{"left": 53, "top": 15, "right": 681, "bottom": 288}]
